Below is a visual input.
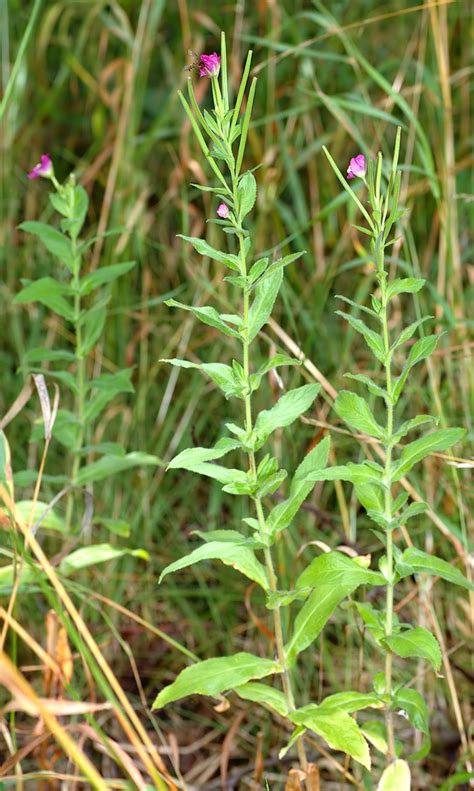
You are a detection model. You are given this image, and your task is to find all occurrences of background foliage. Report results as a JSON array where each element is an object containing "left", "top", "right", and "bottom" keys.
[{"left": 0, "top": 0, "right": 472, "bottom": 787}]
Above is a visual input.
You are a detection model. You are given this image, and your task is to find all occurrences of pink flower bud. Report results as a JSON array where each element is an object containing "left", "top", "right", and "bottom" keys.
[
  {"left": 27, "top": 154, "right": 54, "bottom": 180},
  {"left": 346, "top": 154, "right": 367, "bottom": 181},
  {"left": 199, "top": 53, "right": 221, "bottom": 78},
  {"left": 217, "top": 203, "right": 230, "bottom": 219}
]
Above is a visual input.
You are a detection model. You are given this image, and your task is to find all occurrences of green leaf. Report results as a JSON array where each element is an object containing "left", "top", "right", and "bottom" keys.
[
  {"left": 161, "top": 359, "right": 241, "bottom": 399},
  {"left": 152, "top": 653, "right": 279, "bottom": 710},
  {"left": 285, "top": 583, "right": 359, "bottom": 663},
  {"left": 361, "top": 721, "right": 387, "bottom": 754},
  {"left": 319, "top": 691, "right": 383, "bottom": 714},
  {"left": 167, "top": 437, "right": 241, "bottom": 470},
  {"left": 392, "top": 414, "right": 437, "bottom": 443},
  {"left": 79, "top": 261, "right": 135, "bottom": 295},
  {"left": 159, "top": 540, "right": 269, "bottom": 590},
  {"left": 60, "top": 543, "right": 148, "bottom": 575},
  {"left": 344, "top": 372, "right": 387, "bottom": 401},
  {"left": 377, "top": 760, "right": 411, "bottom": 791},
  {"left": 237, "top": 171, "right": 257, "bottom": 219},
  {"left": 234, "top": 682, "right": 288, "bottom": 717},
  {"left": 254, "top": 252, "right": 304, "bottom": 287},
  {"left": 178, "top": 235, "right": 241, "bottom": 272},
  {"left": 392, "top": 428, "right": 465, "bottom": 480},
  {"left": 394, "top": 687, "right": 429, "bottom": 735},
  {"left": 397, "top": 547, "right": 474, "bottom": 590},
  {"left": 265, "top": 589, "right": 311, "bottom": 609},
  {"left": 19, "top": 221, "right": 76, "bottom": 270},
  {"left": 247, "top": 268, "right": 283, "bottom": 342},
  {"left": 391, "top": 316, "right": 432, "bottom": 352},
  {"left": 75, "top": 452, "right": 162, "bottom": 485},
  {"left": 165, "top": 299, "right": 241, "bottom": 338},
  {"left": 23, "top": 348, "right": 75, "bottom": 365},
  {"left": 14, "top": 277, "right": 74, "bottom": 321},
  {"left": 334, "top": 390, "right": 384, "bottom": 439},
  {"left": 336, "top": 310, "right": 385, "bottom": 363},
  {"left": 84, "top": 369, "right": 135, "bottom": 423},
  {"left": 15, "top": 500, "right": 65, "bottom": 533},
  {"left": 251, "top": 354, "right": 301, "bottom": 390},
  {"left": 386, "top": 278, "right": 425, "bottom": 301},
  {"left": 67, "top": 184, "right": 89, "bottom": 240},
  {"left": 384, "top": 626, "right": 441, "bottom": 670},
  {"left": 289, "top": 705, "right": 371, "bottom": 769},
  {"left": 255, "top": 384, "right": 320, "bottom": 444},
  {"left": 267, "top": 436, "right": 330, "bottom": 535},
  {"left": 296, "top": 551, "right": 385, "bottom": 590},
  {"left": 392, "top": 334, "right": 441, "bottom": 403},
  {"left": 305, "top": 461, "right": 384, "bottom": 488}
]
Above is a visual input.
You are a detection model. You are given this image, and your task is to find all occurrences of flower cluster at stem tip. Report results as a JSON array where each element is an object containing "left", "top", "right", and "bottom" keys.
[
  {"left": 347, "top": 154, "right": 366, "bottom": 180},
  {"left": 199, "top": 52, "right": 221, "bottom": 78},
  {"left": 27, "top": 154, "right": 54, "bottom": 180}
]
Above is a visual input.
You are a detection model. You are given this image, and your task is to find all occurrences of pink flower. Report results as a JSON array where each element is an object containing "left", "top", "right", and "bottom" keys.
[
  {"left": 217, "top": 203, "right": 230, "bottom": 219},
  {"left": 347, "top": 154, "right": 367, "bottom": 181},
  {"left": 199, "top": 53, "right": 221, "bottom": 78},
  {"left": 27, "top": 154, "right": 54, "bottom": 180}
]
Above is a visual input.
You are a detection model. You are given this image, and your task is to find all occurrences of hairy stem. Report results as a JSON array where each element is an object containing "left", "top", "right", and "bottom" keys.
[
  {"left": 379, "top": 240, "right": 395, "bottom": 761},
  {"left": 239, "top": 235, "right": 308, "bottom": 772}
]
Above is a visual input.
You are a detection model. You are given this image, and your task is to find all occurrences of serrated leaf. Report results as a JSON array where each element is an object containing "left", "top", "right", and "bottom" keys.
[
  {"left": 60, "top": 543, "right": 148, "bottom": 575},
  {"left": 161, "top": 359, "right": 240, "bottom": 399},
  {"left": 254, "top": 252, "right": 304, "bottom": 287},
  {"left": 234, "top": 682, "right": 288, "bottom": 716},
  {"left": 392, "top": 428, "right": 465, "bottom": 480},
  {"left": 168, "top": 437, "right": 241, "bottom": 470},
  {"left": 377, "top": 760, "right": 411, "bottom": 791},
  {"left": 384, "top": 626, "right": 441, "bottom": 670},
  {"left": 178, "top": 235, "right": 241, "bottom": 272},
  {"left": 79, "top": 261, "right": 135, "bottom": 295},
  {"left": 336, "top": 310, "right": 385, "bottom": 363},
  {"left": 237, "top": 171, "right": 257, "bottom": 219},
  {"left": 397, "top": 547, "right": 474, "bottom": 590},
  {"left": 392, "top": 335, "right": 441, "bottom": 403},
  {"left": 305, "top": 461, "right": 384, "bottom": 487},
  {"left": 255, "top": 384, "right": 320, "bottom": 444},
  {"left": 289, "top": 705, "right": 371, "bottom": 769},
  {"left": 392, "top": 414, "right": 437, "bottom": 443},
  {"left": 267, "top": 436, "right": 330, "bottom": 535},
  {"left": 386, "top": 278, "right": 425, "bottom": 300},
  {"left": 334, "top": 390, "right": 384, "bottom": 439},
  {"left": 285, "top": 583, "right": 359, "bottom": 663},
  {"left": 296, "top": 551, "right": 385, "bottom": 590},
  {"left": 391, "top": 316, "right": 432, "bottom": 352},
  {"left": 252, "top": 354, "right": 301, "bottom": 389},
  {"left": 344, "top": 373, "right": 387, "bottom": 400},
  {"left": 165, "top": 299, "right": 241, "bottom": 338},
  {"left": 14, "top": 277, "right": 74, "bottom": 321},
  {"left": 75, "top": 452, "right": 162, "bottom": 485},
  {"left": 247, "top": 269, "right": 283, "bottom": 342},
  {"left": 152, "top": 653, "right": 279, "bottom": 709},
  {"left": 159, "top": 540, "right": 269, "bottom": 590},
  {"left": 19, "top": 221, "right": 76, "bottom": 270}
]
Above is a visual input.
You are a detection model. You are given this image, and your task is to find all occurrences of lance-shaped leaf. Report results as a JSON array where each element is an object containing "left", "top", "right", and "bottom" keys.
[
  {"left": 386, "top": 277, "right": 425, "bottom": 301},
  {"left": 159, "top": 540, "right": 269, "bottom": 590},
  {"left": 84, "top": 368, "right": 135, "bottom": 423},
  {"left": 334, "top": 390, "right": 384, "bottom": 439},
  {"left": 168, "top": 437, "right": 241, "bottom": 471},
  {"left": 14, "top": 277, "right": 74, "bottom": 322},
  {"left": 79, "top": 261, "right": 136, "bottom": 295},
  {"left": 392, "top": 414, "right": 437, "bottom": 443},
  {"left": 304, "top": 461, "right": 385, "bottom": 488},
  {"left": 392, "top": 334, "right": 441, "bottom": 403},
  {"left": 152, "top": 653, "right": 279, "bottom": 709},
  {"left": 165, "top": 299, "right": 241, "bottom": 338},
  {"left": 285, "top": 583, "right": 359, "bottom": 664},
  {"left": 75, "top": 452, "right": 162, "bottom": 485},
  {"left": 384, "top": 626, "right": 441, "bottom": 671},
  {"left": 296, "top": 551, "right": 385, "bottom": 590},
  {"left": 392, "top": 428, "right": 465, "bottom": 480},
  {"left": 344, "top": 372, "right": 388, "bottom": 401},
  {"left": 178, "top": 235, "right": 241, "bottom": 272},
  {"left": 253, "top": 252, "right": 304, "bottom": 288},
  {"left": 250, "top": 354, "right": 301, "bottom": 391},
  {"left": 234, "top": 682, "right": 288, "bottom": 717},
  {"left": 391, "top": 316, "right": 432, "bottom": 352},
  {"left": 254, "top": 384, "right": 320, "bottom": 444},
  {"left": 319, "top": 691, "right": 383, "bottom": 714},
  {"left": 237, "top": 171, "right": 257, "bottom": 219},
  {"left": 393, "top": 687, "right": 431, "bottom": 759},
  {"left": 267, "top": 436, "right": 330, "bottom": 535},
  {"left": 161, "top": 359, "right": 241, "bottom": 399},
  {"left": 396, "top": 547, "right": 474, "bottom": 590},
  {"left": 247, "top": 268, "right": 283, "bottom": 342},
  {"left": 336, "top": 310, "right": 385, "bottom": 363},
  {"left": 377, "top": 760, "right": 411, "bottom": 791},
  {"left": 289, "top": 705, "right": 371, "bottom": 769},
  {"left": 60, "top": 543, "right": 148, "bottom": 575},
  {"left": 19, "top": 221, "right": 76, "bottom": 271}
]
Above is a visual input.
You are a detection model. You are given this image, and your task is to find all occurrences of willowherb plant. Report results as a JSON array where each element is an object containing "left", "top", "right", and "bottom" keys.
[
  {"left": 11, "top": 154, "right": 160, "bottom": 567},
  {"left": 322, "top": 133, "right": 470, "bottom": 787},
  {"left": 153, "top": 35, "right": 394, "bottom": 778}
]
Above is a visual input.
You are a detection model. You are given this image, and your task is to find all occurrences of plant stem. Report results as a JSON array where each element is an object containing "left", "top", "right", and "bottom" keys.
[
  {"left": 239, "top": 235, "right": 308, "bottom": 773},
  {"left": 379, "top": 238, "right": 395, "bottom": 761}
]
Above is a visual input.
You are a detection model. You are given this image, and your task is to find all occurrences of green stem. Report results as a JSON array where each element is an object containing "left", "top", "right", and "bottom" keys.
[
  {"left": 239, "top": 232, "right": 308, "bottom": 773},
  {"left": 379, "top": 240, "right": 396, "bottom": 761}
]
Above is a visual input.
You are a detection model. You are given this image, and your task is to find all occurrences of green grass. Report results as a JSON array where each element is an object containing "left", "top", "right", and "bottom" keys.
[{"left": 0, "top": 1, "right": 472, "bottom": 788}]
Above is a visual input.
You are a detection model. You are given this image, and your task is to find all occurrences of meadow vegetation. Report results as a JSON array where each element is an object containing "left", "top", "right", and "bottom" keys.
[{"left": 0, "top": 1, "right": 472, "bottom": 789}]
